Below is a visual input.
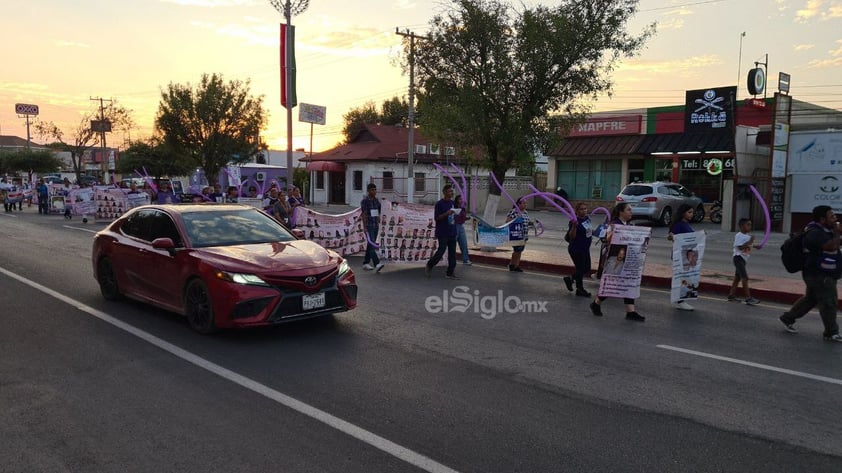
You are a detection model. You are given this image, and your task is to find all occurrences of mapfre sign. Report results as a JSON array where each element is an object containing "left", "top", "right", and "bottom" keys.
[
  {"left": 15, "top": 103, "right": 39, "bottom": 115},
  {"left": 568, "top": 115, "right": 642, "bottom": 137}
]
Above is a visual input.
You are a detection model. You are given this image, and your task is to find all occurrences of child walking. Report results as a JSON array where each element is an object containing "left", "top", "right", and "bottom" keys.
[{"left": 728, "top": 218, "right": 760, "bottom": 305}]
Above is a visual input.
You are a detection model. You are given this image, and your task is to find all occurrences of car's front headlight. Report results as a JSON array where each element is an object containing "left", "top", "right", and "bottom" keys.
[
  {"left": 338, "top": 259, "right": 351, "bottom": 277},
  {"left": 216, "top": 271, "right": 270, "bottom": 286}
]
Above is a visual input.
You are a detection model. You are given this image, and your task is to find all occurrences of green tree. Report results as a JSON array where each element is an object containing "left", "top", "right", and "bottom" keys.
[
  {"left": 0, "top": 150, "right": 63, "bottom": 175},
  {"left": 408, "top": 0, "right": 654, "bottom": 218},
  {"left": 117, "top": 137, "right": 195, "bottom": 181},
  {"left": 379, "top": 96, "right": 409, "bottom": 127},
  {"left": 155, "top": 73, "right": 267, "bottom": 184},
  {"left": 35, "top": 103, "right": 134, "bottom": 182}
]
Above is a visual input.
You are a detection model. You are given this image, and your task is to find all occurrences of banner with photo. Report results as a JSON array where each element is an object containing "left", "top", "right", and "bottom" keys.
[
  {"left": 94, "top": 187, "right": 129, "bottom": 222},
  {"left": 476, "top": 216, "right": 526, "bottom": 247},
  {"left": 670, "top": 231, "right": 706, "bottom": 303},
  {"left": 597, "top": 225, "right": 652, "bottom": 300},
  {"left": 126, "top": 191, "right": 151, "bottom": 209},
  {"left": 68, "top": 188, "right": 96, "bottom": 216},
  {"left": 377, "top": 201, "right": 438, "bottom": 264},
  {"left": 291, "top": 206, "right": 367, "bottom": 258}
]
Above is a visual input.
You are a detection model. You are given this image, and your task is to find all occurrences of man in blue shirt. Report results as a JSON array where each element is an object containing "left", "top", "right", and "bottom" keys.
[
  {"left": 360, "top": 183, "right": 384, "bottom": 272},
  {"left": 37, "top": 178, "right": 49, "bottom": 214},
  {"left": 425, "top": 185, "right": 459, "bottom": 279}
]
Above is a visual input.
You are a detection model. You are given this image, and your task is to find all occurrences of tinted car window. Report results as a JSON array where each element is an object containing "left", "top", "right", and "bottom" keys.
[
  {"left": 675, "top": 185, "right": 691, "bottom": 197},
  {"left": 122, "top": 209, "right": 155, "bottom": 241},
  {"left": 621, "top": 185, "right": 652, "bottom": 196},
  {"left": 181, "top": 209, "right": 296, "bottom": 248},
  {"left": 149, "top": 211, "right": 183, "bottom": 247}
]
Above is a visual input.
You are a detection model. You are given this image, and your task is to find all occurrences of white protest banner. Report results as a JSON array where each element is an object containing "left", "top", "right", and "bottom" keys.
[
  {"left": 291, "top": 206, "right": 367, "bottom": 258},
  {"left": 670, "top": 231, "right": 706, "bottom": 303},
  {"left": 377, "top": 201, "right": 438, "bottom": 264},
  {"left": 597, "top": 225, "right": 652, "bottom": 300}
]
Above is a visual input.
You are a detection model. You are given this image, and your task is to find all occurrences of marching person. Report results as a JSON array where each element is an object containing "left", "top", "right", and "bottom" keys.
[
  {"left": 667, "top": 204, "right": 697, "bottom": 311},
  {"left": 564, "top": 202, "right": 593, "bottom": 297},
  {"left": 779, "top": 205, "right": 842, "bottom": 342},
  {"left": 425, "top": 185, "right": 459, "bottom": 280},
  {"left": 453, "top": 194, "right": 472, "bottom": 266},
  {"left": 590, "top": 202, "right": 645, "bottom": 322},
  {"left": 728, "top": 218, "right": 760, "bottom": 305},
  {"left": 505, "top": 197, "right": 530, "bottom": 272},
  {"left": 360, "top": 183, "right": 385, "bottom": 272}
]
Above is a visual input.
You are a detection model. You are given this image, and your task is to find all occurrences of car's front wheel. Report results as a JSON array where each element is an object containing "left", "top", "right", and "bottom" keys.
[
  {"left": 658, "top": 207, "right": 672, "bottom": 226},
  {"left": 184, "top": 279, "right": 218, "bottom": 334},
  {"left": 97, "top": 257, "right": 122, "bottom": 301}
]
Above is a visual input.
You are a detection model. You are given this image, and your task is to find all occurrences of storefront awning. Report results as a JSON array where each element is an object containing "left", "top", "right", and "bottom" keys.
[
  {"left": 550, "top": 135, "right": 644, "bottom": 156},
  {"left": 636, "top": 132, "right": 733, "bottom": 155},
  {"left": 305, "top": 161, "right": 345, "bottom": 172}
]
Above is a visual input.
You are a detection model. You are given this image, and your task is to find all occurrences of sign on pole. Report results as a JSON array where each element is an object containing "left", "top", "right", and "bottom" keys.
[
  {"left": 15, "top": 103, "right": 39, "bottom": 115},
  {"left": 298, "top": 103, "right": 327, "bottom": 125}
]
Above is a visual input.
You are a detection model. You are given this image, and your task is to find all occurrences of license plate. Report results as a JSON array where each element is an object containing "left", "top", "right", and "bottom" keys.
[{"left": 302, "top": 292, "right": 326, "bottom": 310}]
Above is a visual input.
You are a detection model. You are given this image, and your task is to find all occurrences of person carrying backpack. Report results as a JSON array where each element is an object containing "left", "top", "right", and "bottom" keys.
[{"left": 779, "top": 205, "right": 842, "bottom": 342}]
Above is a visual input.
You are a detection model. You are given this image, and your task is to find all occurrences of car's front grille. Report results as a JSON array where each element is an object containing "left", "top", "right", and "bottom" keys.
[{"left": 262, "top": 268, "right": 337, "bottom": 293}]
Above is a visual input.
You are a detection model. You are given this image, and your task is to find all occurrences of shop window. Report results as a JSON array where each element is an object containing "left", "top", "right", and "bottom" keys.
[
  {"left": 353, "top": 170, "right": 363, "bottom": 191},
  {"left": 556, "top": 160, "right": 621, "bottom": 200}
]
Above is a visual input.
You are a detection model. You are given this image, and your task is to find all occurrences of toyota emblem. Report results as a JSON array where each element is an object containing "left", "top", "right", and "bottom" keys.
[{"left": 304, "top": 276, "right": 317, "bottom": 287}]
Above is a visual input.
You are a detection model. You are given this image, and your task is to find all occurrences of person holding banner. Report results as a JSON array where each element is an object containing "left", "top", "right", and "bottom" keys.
[
  {"left": 564, "top": 202, "right": 593, "bottom": 297},
  {"left": 506, "top": 197, "right": 530, "bottom": 272},
  {"left": 361, "top": 183, "right": 385, "bottom": 272},
  {"left": 425, "top": 185, "right": 459, "bottom": 280},
  {"left": 590, "top": 203, "right": 645, "bottom": 322},
  {"left": 36, "top": 178, "right": 49, "bottom": 214},
  {"left": 667, "top": 204, "right": 697, "bottom": 311}
]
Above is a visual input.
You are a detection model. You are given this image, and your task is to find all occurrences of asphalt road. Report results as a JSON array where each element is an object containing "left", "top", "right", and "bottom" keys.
[{"left": 1, "top": 209, "right": 840, "bottom": 472}]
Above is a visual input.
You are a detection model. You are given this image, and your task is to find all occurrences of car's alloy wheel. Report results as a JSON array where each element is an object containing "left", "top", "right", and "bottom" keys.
[
  {"left": 97, "top": 257, "right": 122, "bottom": 301},
  {"left": 659, "top": 207, "right": 672, "bottom": 226},
  {"left": 185, "top": 279, "right": 218, "bottom": 334}
]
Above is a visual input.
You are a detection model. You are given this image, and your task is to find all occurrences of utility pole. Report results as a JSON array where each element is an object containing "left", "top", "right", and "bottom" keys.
[
  {"left": 90, "top": 97, "right": 112, "bottom": 184},
  {"left": 396, "top": 28, "right": 427, "bottom": 204}
]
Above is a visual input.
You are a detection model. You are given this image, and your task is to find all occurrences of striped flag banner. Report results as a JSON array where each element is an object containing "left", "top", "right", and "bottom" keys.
[{"left": 280, "top": 23, "right": 297, "bottom": 109}]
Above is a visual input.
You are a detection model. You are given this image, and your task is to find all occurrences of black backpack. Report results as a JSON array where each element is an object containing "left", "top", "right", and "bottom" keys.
[{"left": 780, "top": 224, "right": 816, "bottom": 273}]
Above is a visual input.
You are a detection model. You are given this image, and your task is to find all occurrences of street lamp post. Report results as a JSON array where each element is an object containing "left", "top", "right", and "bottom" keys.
[{"left": 269, "top": 0, "right": 309, "bottom": 190}]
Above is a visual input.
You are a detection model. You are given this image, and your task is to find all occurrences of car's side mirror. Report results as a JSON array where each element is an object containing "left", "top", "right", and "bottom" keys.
[
  {"left": 291, "top": 229, "right": 306, "bottom": 239},
  {"left": 152, "top": 237, "right": 176, "bottom": 255}
]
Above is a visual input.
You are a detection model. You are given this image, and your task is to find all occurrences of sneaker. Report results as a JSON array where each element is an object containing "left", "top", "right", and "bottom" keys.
[
  {"left": 424, "top": 265, "right": 432, "bottom": 278},
  {"left": 674, "top": 301, "right": 694, "bottom": 311},
  {"left": 589, "top": 302, "right": 603, "bottom": 317},
  {"left": 726, "top": 295, "right": 741, "bottom": 302},
  {"left": 824, "top": 334, "right": 842, "bottom": 342},
  {"left": 563, "top": 276, "right": 574, "bottom": 292},
  {"left": 509, "top": 265, "right": 523, "bottom": 272},
  {"left": 362, "top": 263, "right": 374, "bottom": 271},
  {"left": 575, "top": 289, "right": 592, "bottom": 298},
  {"left": 375, "top": 262, "right": 385, "bottom": 272},
  {"left": 779, "top": 315, "right": 798, "bottom": 334},
  {"left": 625, "top": 311, "right": 645, "bottom": 322},
  {"left": 445, "top": 274, "right": 460, "bottom": 280},
  {"left": 462, "top": 260, "right": 473, "bottom": 265},
  {"left": 744, "top": 297, "right": 760, "bottom": 306}
]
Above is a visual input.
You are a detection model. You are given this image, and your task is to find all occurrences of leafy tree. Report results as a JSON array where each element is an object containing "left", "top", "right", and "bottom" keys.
[
  {"left": 35, "top": 103, "right": 134, "bottom": 182},
  {"left": 117, "top": 137, "right": 195, "bottom": 182},
  {"left": 407, "top": 0, "right": 654, "bottom": 218},
  {"left": 341, "top": 96, "right": 409, "bottom": 143},
  {"left": 155, "top": 73, "right": 267, "bottom": 184},
  {"left": 0, "top": 150, "right": 60, "bottom": 175}
]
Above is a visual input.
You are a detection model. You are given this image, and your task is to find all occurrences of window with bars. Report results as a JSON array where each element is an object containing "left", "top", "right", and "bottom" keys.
[
  {"left": 353, "top": 170, "right": 363, "bottom": 191},
  {"left": 382, "top": 171, "right": 394, "bottom": 190},
  {"left": 316, "top": 171, "right": 325, "bottom": 190},
  {"left": 414, "top": 172, "right": 425, "bottom": 192}
]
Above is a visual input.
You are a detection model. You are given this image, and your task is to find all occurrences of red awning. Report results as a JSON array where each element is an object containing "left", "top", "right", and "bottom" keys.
[{"left": 306, "top": 161, "right": 345, "bottom": 172}]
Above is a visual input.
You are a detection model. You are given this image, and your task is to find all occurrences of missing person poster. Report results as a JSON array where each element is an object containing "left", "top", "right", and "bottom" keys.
[
  {"left": 670, "top": 231, "right": 706, "bottom": 303},
  {"left": 291, "top": 206, "right": 367, "bottom": 257},
  {"left": 377, "top": 201, "right": 438, "bottom": 264},
  {"left": 597, "top": 225, "right": 652, "bottom": 299}
]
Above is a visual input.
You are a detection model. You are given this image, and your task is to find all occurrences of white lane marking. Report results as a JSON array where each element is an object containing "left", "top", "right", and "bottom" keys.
[
  {"left": 0, "top": 265, "right": 460, "bottom": 473},
  {"left": 0, "top": 213, "right": 18, "bottom": 218},
  {"left": 62, "top": 225, "right": 97, "bottom": 234},
  {"left": 657, "top": 344, "right": 842, "bottom": 386}
]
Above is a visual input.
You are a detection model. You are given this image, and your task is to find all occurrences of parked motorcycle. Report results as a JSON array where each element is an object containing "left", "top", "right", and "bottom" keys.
[{"left": 709, "top": 199, "right": 723, "bottom": 224}]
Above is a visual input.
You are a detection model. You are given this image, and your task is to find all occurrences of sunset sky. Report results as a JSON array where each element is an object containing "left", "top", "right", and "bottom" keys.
[{"left": 1, "top": 0, "right": 841, "bottom": 155}]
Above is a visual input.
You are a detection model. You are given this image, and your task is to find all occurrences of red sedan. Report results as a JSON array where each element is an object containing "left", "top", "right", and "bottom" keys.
[{"left": 92, "top": 204, "right": 357, "bottom": 333}]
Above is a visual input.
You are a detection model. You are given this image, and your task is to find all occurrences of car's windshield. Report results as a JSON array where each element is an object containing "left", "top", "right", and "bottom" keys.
[
  {"left": 621, "top": 185, "right": 652, "bottom": 196},
  {"left": 181, "top": 209, "right": 295, "bottom": 248}
]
